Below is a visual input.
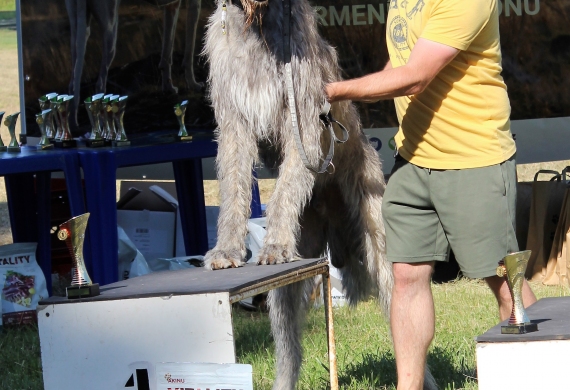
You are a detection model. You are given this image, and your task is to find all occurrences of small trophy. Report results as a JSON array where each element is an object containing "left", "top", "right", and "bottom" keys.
[
  {"left": 0, "top": 111, "right": 6, "bottom": 152},
  {"left": 174, "top": 100, "right": 192, "bottom": 142},
  {"left": 101, "top": 94, "right": 117, "bottom": 145},
  {"left": 112, "top": 96, "right": 130, "bottom": 147},
  {"left": 57, "top": 213, "right": 100, "bottom": 299},
  {"left": 5, "top": 112, "right": 21, "bottom": 153},
  {"left": 39, "top": 92, "right": 58, "bottom": 140},
  {"left": 84, "top": 94, "right": 105, "bottom": 148},
  {"left": 36, "top": 109, "right": 54, "bottom": 150},
  {"left": 50, "top": 95, "right": 62, "bottom": 141},
  {"left": 54, "top": 95, "right": 77, "bottom": 148},
  {"left": 496, "top": 250, "right": 538, "bottom": 334}
]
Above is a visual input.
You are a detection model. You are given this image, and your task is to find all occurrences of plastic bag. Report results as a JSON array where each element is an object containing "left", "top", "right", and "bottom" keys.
[
  {"left": 246, "top": 217, "right": 266, "bottom": 263},
  {"left": 118, "top": 226, "right": 151, "bottom": 279},
  {"left": 156, "top": 255, "right": 205, "bottom": 271},
  {"left": 0, "top": 243, "right": 48, "bottom": 326}
]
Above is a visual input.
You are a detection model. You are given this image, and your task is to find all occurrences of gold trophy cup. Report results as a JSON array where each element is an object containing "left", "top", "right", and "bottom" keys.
[
  {"left": 496, "top": 250, "right": 538, "bottom": 334},
  {"left": 174, "top": 100, "right": 192, "bottom": 142},
  {"left": 57, "top": 213, "right": 100, "bottom": 299},
  {"left": 36, "top": 109, "right": 54, "bottom": 150},
  {"left": 84, "top": 94, "right": 105, "bottom": 148},
  {"left": 54, "top": 95, "right": 77, "bottom": 148},
  {"left": 39, "top": 92, "right": 58, "bottom": 140},
  {"left": 112, "top": 96, "right": 130, "bottom": 147},
  {"left": 0, "top": 111, "right": 6, "bottom": 152},
  {"left": 50, "top": 95, "right": 63, "bottom": 140},
  {"left": 5, "top": 112, "right": 21, "bottom": 153}
]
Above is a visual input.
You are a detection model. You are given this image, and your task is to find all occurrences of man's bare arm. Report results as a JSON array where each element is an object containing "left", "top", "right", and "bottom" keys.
[{"left": 326, "top": 39, "right": 459, "bottom": 103}]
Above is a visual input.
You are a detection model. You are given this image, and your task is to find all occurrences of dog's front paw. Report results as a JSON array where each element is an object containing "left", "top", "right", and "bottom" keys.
[
  {"left": 204, "top": 248, "right": 246, "bottom": 270},
  {"left": 257, "top": 244, "right": 294, "bottom": 265}
]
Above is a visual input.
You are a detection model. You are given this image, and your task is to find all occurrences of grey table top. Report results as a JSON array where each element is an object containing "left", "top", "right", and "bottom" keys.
[
  {"left": 40, "top": 258, "right": 328, "bottom": 305},
  {"left": 476, "top": 296, "right": 570, "bottom": 343}
]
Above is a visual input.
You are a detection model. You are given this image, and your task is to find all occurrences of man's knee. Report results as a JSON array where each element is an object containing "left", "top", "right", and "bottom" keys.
[{"left": 393, "top": 261, "right": 434, "bottom": 289}]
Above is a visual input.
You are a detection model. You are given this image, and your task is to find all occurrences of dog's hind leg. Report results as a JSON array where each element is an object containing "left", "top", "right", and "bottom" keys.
[
  {"left": 270, "top": 204, "right": 327, "bottom": 390},
  {"left": 204, "top": 118, "right": 258, "bottom": 270}
]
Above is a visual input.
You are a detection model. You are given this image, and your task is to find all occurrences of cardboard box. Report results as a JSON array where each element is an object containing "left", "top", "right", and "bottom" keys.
[
  {"left": 117, "top": 181, "right": 220, "bottom": 266},
  {"left": 117, "top": 182, "right": 181, "bottom": 265}
]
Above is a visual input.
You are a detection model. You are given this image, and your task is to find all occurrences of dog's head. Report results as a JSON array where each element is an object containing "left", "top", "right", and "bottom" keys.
[{"left": 239, "top": 0, "right": 269, "bottom": 29}]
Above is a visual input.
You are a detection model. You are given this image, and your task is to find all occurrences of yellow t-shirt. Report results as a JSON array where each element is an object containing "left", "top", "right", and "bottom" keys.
[{"left": 386, "top": 0, "right": 515, "bottom": 169}]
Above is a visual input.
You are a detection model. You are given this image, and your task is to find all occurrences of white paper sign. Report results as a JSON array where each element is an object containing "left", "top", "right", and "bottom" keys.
[{"left": 155, "top": 363, "right": 253, "bottom": 390}]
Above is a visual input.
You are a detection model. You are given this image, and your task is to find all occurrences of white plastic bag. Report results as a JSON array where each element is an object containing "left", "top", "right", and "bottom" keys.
[
  {"left": 118, "top": 226, "right": 151, "bottom": 279},
  {"left": 0, "top": 243, "right": 48, "bottom": 326},
  {"left": 156, "top": 255, "right": 205, "bottom": 271},
  {"left": 246, "top": 217, "right": 266, "bottom": 263}
]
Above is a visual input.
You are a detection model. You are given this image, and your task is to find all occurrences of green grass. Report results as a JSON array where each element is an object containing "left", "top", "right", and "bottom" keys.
[
  {"left": 0, "top": 0, "right": 15, "bottom": 12},
  {"left": 1, "top": 279, "right": 568, "bottom": 390},
  {"left": 0, "top": 28, "right": 16, "bottom": 50}
]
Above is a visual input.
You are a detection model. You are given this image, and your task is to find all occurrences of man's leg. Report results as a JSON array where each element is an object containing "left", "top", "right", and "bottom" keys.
[
  {"left": 391, "top": 261, "right": 435, "bottom": 390},
  {"left": 485, "top": 275, "right": 537, "bottom": 321}
]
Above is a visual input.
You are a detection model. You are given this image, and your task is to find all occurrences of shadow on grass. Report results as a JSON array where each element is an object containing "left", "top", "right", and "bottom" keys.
[
  {"left": 338, "top": 346, "right": 475, "bottom": 389},
  {"left": 233, "top": 307, "right": 274, "bottom": 357}
]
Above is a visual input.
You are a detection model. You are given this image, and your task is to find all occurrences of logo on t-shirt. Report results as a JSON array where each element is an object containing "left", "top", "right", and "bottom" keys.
[{"left": 390, "top": 15, "right": 409, "bottom": 54}]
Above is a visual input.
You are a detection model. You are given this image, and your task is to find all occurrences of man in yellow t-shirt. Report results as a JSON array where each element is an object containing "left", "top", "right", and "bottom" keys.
[{"left": 326, "top": 0, "right": 537, "bottom": 388}]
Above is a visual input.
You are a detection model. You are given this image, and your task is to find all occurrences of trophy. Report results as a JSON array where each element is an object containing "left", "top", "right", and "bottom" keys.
[
  {"left": 39, "top": 92, "right": 58, "bottom": 140},
  {"left": 84, "top": 93, "right": 105, "bottom": 148},
  {"left": 496, "top": 250, "right": 538, "bottom": 334},
  {"left": 50, "top": 95, "right": 63, "bottom": 140},
  {"left": 112, "top": 96, "right": 130, "bottom": 147},
  {"left": 36, "top": 109, "right": 54, "bottom": 150},
  {"left": 0, "top": 112, "right": 6, "bottom": 152},
  {"left": 5, "top": 112, "right": 20, "bottom": 153},
  {"left": 101, "top": 94, "right": 117, "bottom": 145},
  {"left": 174, "top": 100, "right": 192, "bottom": 142},
  {"left": 54, "top": 95, "right": 77, "bottom": 148},
  {"left": 57, "top": 213, "right": 100, "bottom": 299}
]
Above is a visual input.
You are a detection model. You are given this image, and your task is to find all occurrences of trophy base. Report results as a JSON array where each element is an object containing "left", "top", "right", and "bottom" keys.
[
  {"left": 66, "top": 283, "right": 100, "bottom": 299},
  {"left": 7, "top": 146, "right": 21, "bottom": 153},
  {"left": 37, "top": 143, "right": 54, "bottom": 150},
  {"left": 0, "top": 146, "right": 6, "bottom": 152},
  {"left": 501, "top": 322, "right": 538, "bottom": 334},
  {"left": 112, "top": 140, "right": 131, "bottom": 147},
  {"left": 85, "top": 139, "right": 105, "bottom": 148},
  {"left": 177, "top": 134, "right": 193, "bottom": 142},
  {"left": 54, "top": 139, "right": 77, "bottom": 149}
]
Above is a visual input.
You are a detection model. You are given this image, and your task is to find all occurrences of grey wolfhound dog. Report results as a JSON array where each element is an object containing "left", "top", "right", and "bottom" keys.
[{"left": 202, "top": 0, "right": 436, "bottom": 389}]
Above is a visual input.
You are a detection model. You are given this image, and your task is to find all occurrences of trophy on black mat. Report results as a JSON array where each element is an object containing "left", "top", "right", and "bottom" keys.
[
  {"left": 36, "top": 109, "right": 54, "bottom": 150},
  {"left": 496, "top": 250, "right": 538, "bottom": 334},
  {"left": 112, "top": 96, "right": 130, "bottom": 147},
  {"left": 5, "top": 112, "right": 20, "bottom": 153},
  {"left": 57, "top": 213, "right": 100, "bottom": 299},
  {"left": 50, "top": 95, "right": 62, "bottom": 141},
  {"left": 101, "top": 94, "right": 117, "bottom": 145},
  {"left": 84, "top": 94, "right": 105, "bottom": 148},
  {"left": 54, "top": 95, "right": 77, "bottom": 148},
  {"left": 174, "top": 100, "right": 192, "bottom": 142},
  {"left": 39, "top": 92, "right": 58, "bottom": 140}
]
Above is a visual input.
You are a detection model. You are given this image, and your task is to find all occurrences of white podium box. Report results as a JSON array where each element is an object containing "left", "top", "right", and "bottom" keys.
[
  {"left": 476, "top": 297, "right": 570, "bottom": 389},
  {"left": 38, "top": 258, "right": 337, "bottom": 390}
]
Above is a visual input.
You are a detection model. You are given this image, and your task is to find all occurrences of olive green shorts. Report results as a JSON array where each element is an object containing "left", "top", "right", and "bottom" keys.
[{"left": 382, "top": 155, "right": 518, "bottom": 279}]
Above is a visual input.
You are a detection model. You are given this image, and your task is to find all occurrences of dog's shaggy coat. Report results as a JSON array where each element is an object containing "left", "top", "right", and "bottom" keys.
[{"left": 202, "top": 0, "right": 436, "bottom": 388}]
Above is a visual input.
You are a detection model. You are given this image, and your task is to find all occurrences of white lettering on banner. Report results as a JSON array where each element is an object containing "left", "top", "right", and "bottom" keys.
[
  {"left": 315, "top": 0, "right": 540, "bottom": 27},
  {"left": 498, "top": 0, "right": 540, "bottom": 16},
  {"left": 315, "top": 4, "right": 386, "bottom": 26}
]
